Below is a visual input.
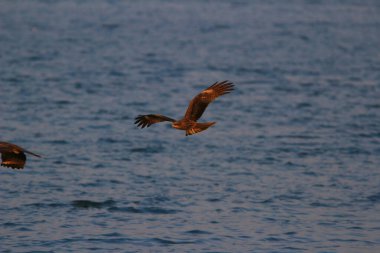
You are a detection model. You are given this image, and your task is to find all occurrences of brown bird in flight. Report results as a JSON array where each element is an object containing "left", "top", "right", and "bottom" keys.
[
  {"left": 135, "top": 80, "right": 234, "bottom": 136},
  {"left": 0, "top": 141, "right": 41, "bottom": 169}
]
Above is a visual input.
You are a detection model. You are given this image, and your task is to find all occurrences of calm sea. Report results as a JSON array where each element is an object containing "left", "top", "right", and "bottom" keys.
[{"left": 1, "top": 1, "right": 380, "bottom": 252}]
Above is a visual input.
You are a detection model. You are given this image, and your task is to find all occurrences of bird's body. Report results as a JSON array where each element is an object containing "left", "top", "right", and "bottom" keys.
[
  {"left": 172, "top": 119, "right": 216, "bottom": 136},
  {"left": 135, "top": 80, "right": 234, "bottom": 136},
  {"left": 0, "top": 141, "right": 41, "bottom": 169}
]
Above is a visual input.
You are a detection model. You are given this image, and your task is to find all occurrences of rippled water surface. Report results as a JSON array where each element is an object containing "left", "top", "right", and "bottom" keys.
[{"left": 1, "top": 1, "right": 380, "bottom": 252}]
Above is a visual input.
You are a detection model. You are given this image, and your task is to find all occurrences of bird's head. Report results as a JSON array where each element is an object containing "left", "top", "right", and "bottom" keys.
[{"left": 172, "top": 122, "right": 181, "bottom": 129}]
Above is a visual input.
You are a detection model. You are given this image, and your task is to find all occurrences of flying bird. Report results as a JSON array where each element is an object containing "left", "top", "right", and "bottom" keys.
[
  {"left": 0, "top": 141, "right": 41, "bottom": 169},
  {"left": 135, "top": 80, "right": 234, "bottom": 136}
]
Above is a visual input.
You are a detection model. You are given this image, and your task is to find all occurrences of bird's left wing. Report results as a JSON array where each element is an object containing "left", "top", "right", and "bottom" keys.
[{"left": 134, "top": 114, "right": 176, "bottom": 128}]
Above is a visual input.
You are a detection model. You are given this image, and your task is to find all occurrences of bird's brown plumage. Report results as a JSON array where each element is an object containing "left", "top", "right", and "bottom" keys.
[
  {"left": 184, "top": 80, "right": 234, "bottom": 121},
  {"left": 0, "top": 141, "right": 41, "bottom": 169},
  {"left": 134, "top": 114, "right": 176, "bottom": 128},
  {"left": 134, "top": 80, "right": 234, "bottom": 135}
]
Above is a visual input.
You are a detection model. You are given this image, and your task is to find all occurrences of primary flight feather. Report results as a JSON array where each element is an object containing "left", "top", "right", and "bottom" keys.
[{"left": 135, "top": 80, "right": 234, "bottom": 136}]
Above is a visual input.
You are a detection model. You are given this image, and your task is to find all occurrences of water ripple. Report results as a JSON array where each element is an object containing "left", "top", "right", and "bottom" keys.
[{"left": 71, "top": 200, "right": 116, "bottom": 209}]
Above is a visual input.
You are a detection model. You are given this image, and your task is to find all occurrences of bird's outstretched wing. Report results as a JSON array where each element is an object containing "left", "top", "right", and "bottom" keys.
[
  {"left": 22, "top": 149, "right": 41, "bottom": 158},
  {"left": 184, "top": 80, "right": 234, "bottom": 121},
  {"left": 0, "top": 141, "right": 41, "bottom": 169},
  {"left": 135, "top": 114, "right": 176, "bottom": 128}
]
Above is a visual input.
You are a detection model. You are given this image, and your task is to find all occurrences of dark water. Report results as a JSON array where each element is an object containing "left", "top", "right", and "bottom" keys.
[{"left": 1, "top": 0, "right": 380, "bottom": 252}]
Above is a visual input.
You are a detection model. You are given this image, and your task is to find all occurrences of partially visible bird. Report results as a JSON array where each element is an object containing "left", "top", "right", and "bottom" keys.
[
  {"left": 0, "top": 141, "right": 41, "bottom": 169},
  {"left": 135, "top": 80, "right": 234, "bottom": 136}
]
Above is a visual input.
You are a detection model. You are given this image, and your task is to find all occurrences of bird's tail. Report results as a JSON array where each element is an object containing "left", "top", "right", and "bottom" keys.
[{"left": 186, "top": 122, "right": 216, "bottom": 136}]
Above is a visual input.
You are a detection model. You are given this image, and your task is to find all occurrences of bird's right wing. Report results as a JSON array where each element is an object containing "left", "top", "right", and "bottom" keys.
[
  {"left": 134, "top": 114, "right": 176, "bottom": 128},
  {"left": 0, "top": 141, "right": 41, "bottom": 169},
  {"left": 23, "top": 149, "right": 42, "bottom": 158},
  {"left": 184, "top": 80, "right": 234, "bottom": 122},
  {"left": 0, "top": 141, "right": 41, "bottom": 158}
]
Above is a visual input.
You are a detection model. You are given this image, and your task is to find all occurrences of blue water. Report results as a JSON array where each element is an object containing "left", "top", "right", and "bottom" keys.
[{"left": 1, "top": 1, "right": 380, "bottom": 252}]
